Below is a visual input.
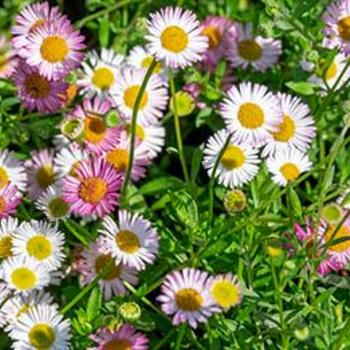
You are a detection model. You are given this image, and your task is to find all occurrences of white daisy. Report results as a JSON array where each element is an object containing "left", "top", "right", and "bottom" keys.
[
  {"left": 0, "top": 291, "right": 55, "bottom": 330},
  {"left": 309, "top": 53, "right": 350, "bottom": 91},
  {"left": 266, "top": 148, "right": 312, "bottom": 186},
  {"left": 0, "top": 217, "right": 18, "bottom": 260},
  {"left": 12, "top": 220, "right": 65, "bottom": 271},
  {"left": 146, "top": 6, "right": 208, "bottom": 68},
  {"left": 0, "top": 149, "right": 27, "bottom": 192},
  {"left": 221, "top": 81, "right": 282, "bottom": 147},
  {"left": 1, "top": 256, "right": 50, "bottom": 295},
  {"left": 78, "top": 48, "right": 125, "bottom": 99},
  {"left": 127, "top": 45, "right": 164, "bottom": 74},
  {"left": 35, "top": 184, "right": 71, "bottom": 221},
  {"left": 9, "top": 304, "right": 71, "bottom": 350},
  {"left": 54, "top": 143, "right": 87, "bottom": 177},
  {"left": 262, "top": 93, "right": 316, "bottom": 156},
  {"left": 203, "top": 129, "right": 261, "bottom": 189},
  {"left": 100, "top": 210, "right": 159, "bottom": 271},
  {"left": 228, "top": 22, "right": 282, "bottom": 72},
  {"left": 112, "top": 68, "right": 169, "bottom": 125}
]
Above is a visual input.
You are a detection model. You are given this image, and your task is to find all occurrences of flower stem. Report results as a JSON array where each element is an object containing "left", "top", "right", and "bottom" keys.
[
  {"left": 121, "top": 58, "right": 158, "bottom": 201},
  {"left": 168, "top": 68, "right": 190, "bottom": 185}
]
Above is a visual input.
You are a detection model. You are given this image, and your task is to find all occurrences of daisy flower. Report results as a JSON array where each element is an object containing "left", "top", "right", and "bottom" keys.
[
  {"left": 9, "top": 304, "right": 71, "bottom": 350},
  {"left": 36, "top": 184, "right": 71, "bottom": 221},
  {"left": 100, "top": 210, "right": 159, "bottom": 271},
  {"left": 68, "top": 97, "right": 121, "bottom": 155},
  {"left": 0, "top": 291, "right": 54, "bottom": 330},
  {"left": 309, "top": 53, "right": 350, "bottom": 91},
  {"left": 0, "top": 184, "right": 22, "bottom": 219},
  {"left": 25, "top": 148, "right": 58, "bottom": 200},
  {"left": 203, "top": 129, "right": 261, "bottom": 189},
  {"left": 266, "top": 148, "right": 312, "bottom": 186},
  {"left": 228, "top": 22, "right": 282, "bottom": 72},
  {"left": 199, "top": 16, "right": 236, "bottom": 72},
  {"left": 63, "top": 157, "right": 122, "bottom": 218},
  {"left": 322, "top": 0, "right": 350, "bottom": 54},
  {"left": 120, "top": 116, "right": 166, "bottom": 159},
  {"left": 24, "top": 17, "right": 85, "bottom": 80},
  {"left": 0, "top": 217, "right": 18, "bottom": 260},
  {"left": 0, "top": 149, "right": 27, "bottom": 191},
  {"left": 207, "top": 273, "right": 243, "bottom": 310},
  {"left": 90, "top": 324, "right": 149, "bottom": 350},
  {"left": 1, "top": 256, "right": 50, "bottom": 295},
  {"left": 146, "top": 6, "right": 208, "bottom": 68},
  {"left": 104, "top": 139, "right": 150, "bottom": 182},
  {"left": 78, "top": 48, "right": 124, "bottom": 99},
  {"left": 0, "top": 36, "right": 18, "bottom": 78},
  {"left": 54, "top": 143, "right": 87, "bottom": 177},
  {"left": 13, "top": 60, "right": 67, "bottom": 113},
  {"left": 127, "top": 45, "right": 164, "bottom": 74},
  {"left": 262, "top": 93, "right": 316, "bottom": 157},
  {"left": 12, "top": 2, "right": 65, "bottom": 57},
  {"left": 157, "top": 268, "right": 218, "bottom": 328},
  {"left": 221, "top": 82, "right": 282, "bottom": 147},
  {"left": 13, "top": 220, "right": 65, "bottom": 271},
  {"left": 112, "top": 68, "right": 169, "bottom": 125},
  {"left": 76, "top": 237, "right": 138, "bottom": 300}
]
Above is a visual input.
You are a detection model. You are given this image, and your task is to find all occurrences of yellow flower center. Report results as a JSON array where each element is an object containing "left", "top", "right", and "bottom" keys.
[
  {"left": 125, "top": 123, "right": 145, "bottom": 141},
  {"left": 40, "top": 35, "right": 69, "bottom": 63},
  {"left": 237, "top": 39, "right": 262, "bottom": 61},
  {"left": 92, "top": 67, "right": 115, "bottom": 90},
  {"left": 324, "top": 224, "right": 350, "bottom": 252},
  {"left": 36, "top": 165, "right": 55, "bottom": 189},
  {"left": 29, "top": 323, "right": 56, "bottom": 349},
  {"left": 0, "top": 167, "right": 9, "bottom": 188},
  {"left": 0, "top": 235, "right": 13, "bottom": 258},
  {"left": 84, "top": 116, "right": 107, "bottom": 144},
  {"left": 201, "top": 25, "right": 221, "bottom": 49},
  {"left": 211, "top": 280, "right": 241, "bottom": 308},
  {"left": 104, "top": 339, "right": 132, "bottom": 350},
  {"left": 106, "top": 149, "right": 129, "bottom": 171},
  {"left": 26, "top": 235, "right": 53, "bottom": 261},
  {"left": 95, "top": 254, "right": 121, "bottom": 280},
  {"left": 24, "top": 73, "right": 51, "bottom": 99},
  {"left": 221, "top": 145, "right": 246, "bottom": 170},
  {"left": 141, "top": 56, "right": 162, "bottom": 73},
  {"left": 175, "top": 288, "right": 203, "bottom": 311},
  {"left": 48, "top": 197, "right": 69, "bottom": 218},
  {"left": 79, "top": 177, "right": 107, "bottom": 204},
  {"left": 115, "top": 230, "right": 140, "bottom": 253},
  {"left": 11, "top": 268, "right": 37, "bottom": 290},
  {"left": 338, "top": 16, "right": 350, "bottom": 40},
  {"left": 238, "top": 102, "right": 264, "bottom": 129},
  {"left": 0, "top": 196, "right": 7, "bottom": 213},
  {"left": 272, "top": 115, "right": 296, "bottom": 142},
  {"left": 123, "top": 85, "right": 148, "bottom": 110},
  {"left": 279, "top": 162, "right": 300, "bottom": 182},
  {"left": 160, "top": 25, "right": 189, "bottom": 53},
  {"left": 325, "top": 61, "right": 338, "bottom": 81}
]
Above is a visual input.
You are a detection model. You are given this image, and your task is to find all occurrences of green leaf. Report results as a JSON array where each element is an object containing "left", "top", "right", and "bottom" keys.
[
  {"left": 285, "top": 81, "right": 317, "bottom": 95},
  {"left": 170, "top": 190, "right": 198, "bottom": 228},
  {"left": 98, "top": 16, "right": 110, "bottom": 47},
  {"left": 139, "top": 177, "right": 184, "bottom": 195},
  {"left": 86, "top": 287, "right": 102, "bottom": 322},
  {"left": 287, "top": 187, "right": 302, "bottom": 218},
  {"left": 190, "top": 147, "right": 203, "bottom": 184}
]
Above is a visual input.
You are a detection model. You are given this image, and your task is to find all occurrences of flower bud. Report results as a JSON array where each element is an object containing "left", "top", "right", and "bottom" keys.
[
  {"left": 321, "top": 202, "right": 344, "bottom": 225},
  {"left": 119, "top": 302, "right": 141, "bottom": 322},
  {"left": 224, "top": 189, "right": 246, "bottom": 215},
  {"left": 170, "top": 91, "right": 195, "bottom": 117}
]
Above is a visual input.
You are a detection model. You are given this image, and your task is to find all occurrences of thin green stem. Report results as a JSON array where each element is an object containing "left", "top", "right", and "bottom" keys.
[
  {"left": 121, "top": 59, "right": 158, "bottom": 201},
  {"left": 208, "top": 133, "right": 232, "bottom": 226},
  {"left": 63, "top": 220, "right": 88, "bottom": 246},
  {"left": 168, "top": 68, "right": 190, "bottom": 185}
]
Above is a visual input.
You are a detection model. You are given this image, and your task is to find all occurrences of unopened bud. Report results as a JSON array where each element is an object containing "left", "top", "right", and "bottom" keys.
[
  {"left": 224, "top": 189, "right": 246, "bottom": 215},
  {"left": 119, "top": 302, "right": 141, "bottom": 322},
  {"left": 321, "top": 202, "right": 344, "bottom": 225}
]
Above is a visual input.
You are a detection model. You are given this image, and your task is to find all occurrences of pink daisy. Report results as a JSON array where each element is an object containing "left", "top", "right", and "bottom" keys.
[
  {"left": 75, "top": 237, "right": 138, "bottom": 300},
  {"left": 157, "top": 268, "right": 218, "bottom": 328},
  {"left": 25, "top": 149, "right": 58, "bottom": 200},
  {"left": 24, "top": 17, "right": 85, "bottom": 80},
  {"left": 12, "top": 60, "right": 67, "bottom": 113},
  {"left": 0, "top": 184, "right": 22, "bottom": 219},
  {"left": 12, "top": 2, "right": 65, "bottom": 57},
  {"left": 62, "top": 157, "right": 122, "bottom": 218},
  {"left": 90, "top": 324, "right": 149, "bottom": 350},
  {"left": 68, "top": 97, "right": 121, "bottom": 155},
  {"left": 199, "top": 16, "right": 236, "bottom": 72}
]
